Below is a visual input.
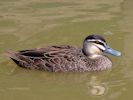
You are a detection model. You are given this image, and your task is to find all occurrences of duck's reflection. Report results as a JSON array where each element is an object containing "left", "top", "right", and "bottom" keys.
[
  {"left": 87, "top": 76, "right": 107, "bottom": 96},
  {"left": 2, "top": 60, "right": 127, "bottom": 99}
]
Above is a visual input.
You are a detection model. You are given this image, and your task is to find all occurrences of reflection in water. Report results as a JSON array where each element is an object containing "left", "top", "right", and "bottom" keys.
[
  {"left": 87, "top": 76, "right": 126, "bottom": 97},
  {"left": 87, "top": 76, "right": 107, "bottom": 96},
  {"left": 34, "top": 70, "right": 127, "bottom": 99},
  {"left": 0, "top": 59, "right": 129, "bottom": 100}
]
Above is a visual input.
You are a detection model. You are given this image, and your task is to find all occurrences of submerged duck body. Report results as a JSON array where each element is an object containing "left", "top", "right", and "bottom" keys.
[{"left": 6, "top": 35, "right": 121, "bottom": 72}]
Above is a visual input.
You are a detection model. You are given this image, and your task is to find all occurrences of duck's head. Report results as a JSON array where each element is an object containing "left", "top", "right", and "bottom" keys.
[{"left": 83, "top": 35, "right": 121, "bottom": 57}]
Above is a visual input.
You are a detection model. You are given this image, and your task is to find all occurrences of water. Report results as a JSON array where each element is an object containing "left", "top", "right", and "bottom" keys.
[{"left": 0, "top": 0, "right": 133, "bottom": 100}]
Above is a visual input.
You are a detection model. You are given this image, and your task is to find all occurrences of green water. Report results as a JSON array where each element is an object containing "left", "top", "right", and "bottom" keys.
[{"left": 0, "top": 0, "right": 133, "bottom": 100}]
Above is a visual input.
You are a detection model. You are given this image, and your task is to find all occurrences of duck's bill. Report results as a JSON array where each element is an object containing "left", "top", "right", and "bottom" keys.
[{"left": 104, "top": 46, "right": 121, "bottom": 56}]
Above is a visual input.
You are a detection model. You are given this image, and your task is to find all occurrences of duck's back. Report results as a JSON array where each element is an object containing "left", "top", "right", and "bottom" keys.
[{"left": 7, "top": 45, "right": 89, "bottom": 72}]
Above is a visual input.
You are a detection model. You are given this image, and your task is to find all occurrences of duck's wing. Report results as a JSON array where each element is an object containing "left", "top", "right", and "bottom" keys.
[{"left": 6, "top": 45, "right": 83, "bottom": 72}]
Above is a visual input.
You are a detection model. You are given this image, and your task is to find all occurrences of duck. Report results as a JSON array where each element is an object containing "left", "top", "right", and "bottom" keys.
[{"left": 6, "top": 34, "right": 121, "bottom": 72}]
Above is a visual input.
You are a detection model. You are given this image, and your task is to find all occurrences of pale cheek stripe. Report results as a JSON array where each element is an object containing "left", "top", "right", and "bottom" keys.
[{"left": 95, "top": 44, "right": 105, "bottom": 50}]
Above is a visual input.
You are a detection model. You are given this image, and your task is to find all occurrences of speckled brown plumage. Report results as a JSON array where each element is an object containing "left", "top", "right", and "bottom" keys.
[{"left": 6, "top": 45, "right": 112, "bottom": 72}]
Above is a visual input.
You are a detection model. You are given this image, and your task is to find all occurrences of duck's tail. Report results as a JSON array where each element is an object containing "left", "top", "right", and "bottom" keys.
[
  {"left": 5, "top": 50, "right": 19, "bottom": 60},
  {"left": 5, "top": 50, "right": 34, "bottom": 68},
  {"left": 5, "top": 50, "right": 23, "bottom": 65}
]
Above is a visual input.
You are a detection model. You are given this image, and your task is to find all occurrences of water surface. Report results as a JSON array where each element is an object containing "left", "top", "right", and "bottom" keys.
[{"left": 0, "top": 0, "right": 133, "bottom": 100}]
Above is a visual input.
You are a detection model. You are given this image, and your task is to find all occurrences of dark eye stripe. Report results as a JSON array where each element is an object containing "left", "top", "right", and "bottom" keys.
[
  {"left": 94, "top": 41, "right": 105, "bottom": 46},
  {"left": 87, "top": 39, "right": 106, "bottom": 46}
]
